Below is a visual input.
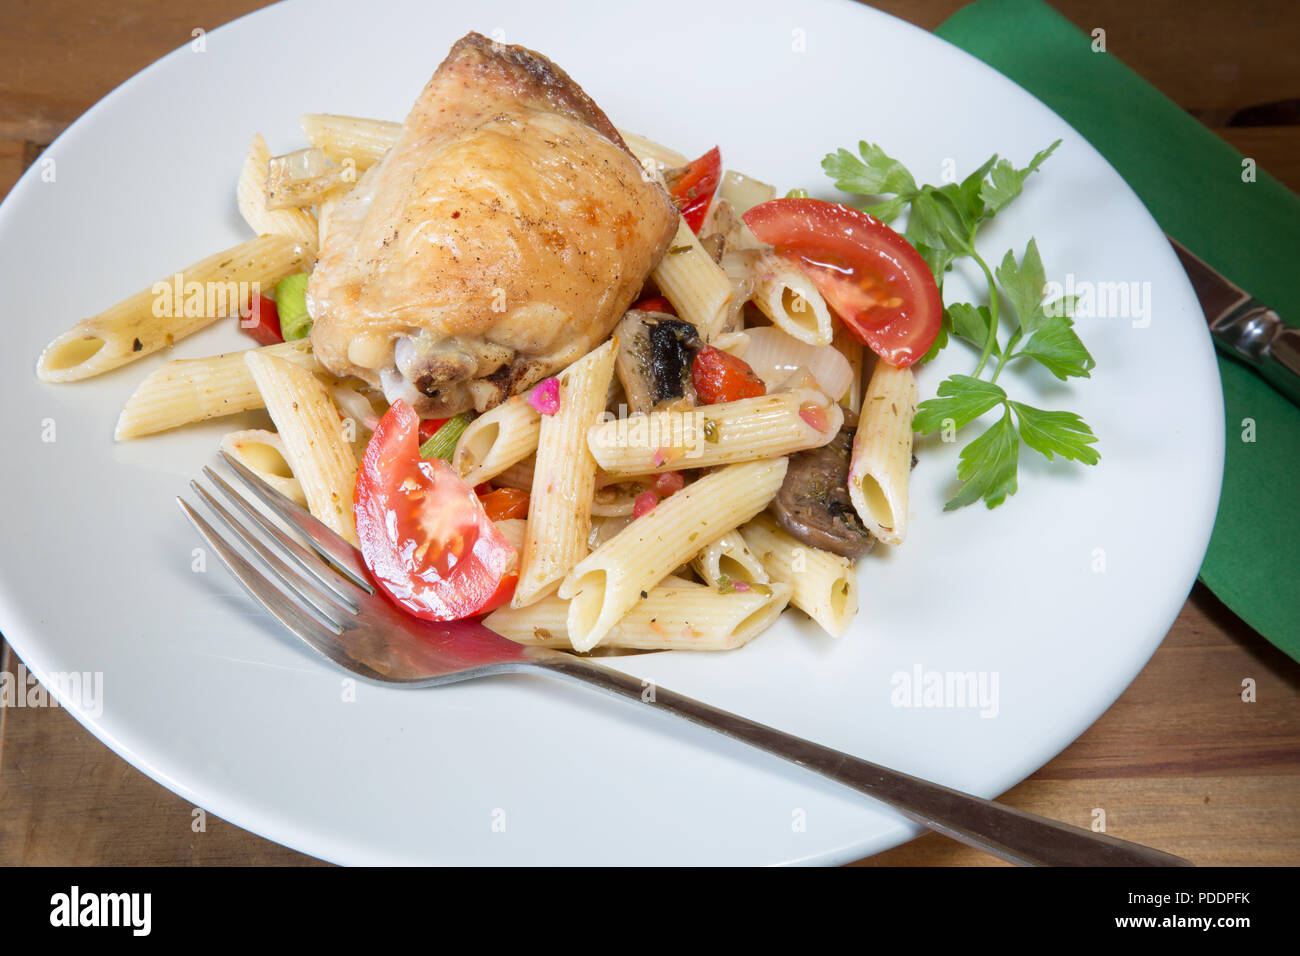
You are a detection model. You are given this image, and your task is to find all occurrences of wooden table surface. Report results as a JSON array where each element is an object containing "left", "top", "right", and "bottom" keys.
[{"left": 1, "top": 0, "right": 1297, "bottom": 867}]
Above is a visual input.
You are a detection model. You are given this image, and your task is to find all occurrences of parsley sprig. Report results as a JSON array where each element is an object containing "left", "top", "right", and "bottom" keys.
[{"left": 821, "top": 140, "right": 1099, "bottom": 510}]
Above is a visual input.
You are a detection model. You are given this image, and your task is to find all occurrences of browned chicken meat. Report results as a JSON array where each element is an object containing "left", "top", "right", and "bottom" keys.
[{"left": 307, "top": 33, "right": 679, "bottom": 416}]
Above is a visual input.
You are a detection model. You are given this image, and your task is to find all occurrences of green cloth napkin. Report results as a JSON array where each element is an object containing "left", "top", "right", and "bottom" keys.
[{"left": 935, "top": 0, "right": 1300, "bottom": 661}]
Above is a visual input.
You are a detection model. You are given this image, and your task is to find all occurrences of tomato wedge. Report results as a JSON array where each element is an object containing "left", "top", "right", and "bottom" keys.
[
  {"left": 665, "top": 146, "right": 721, "bottom": 233},
  {"left": 354, "top": 401, "right": 517, "bottom": 621},
  {"left": 742, "top": 198, "right": 941, "bottom": 367}
]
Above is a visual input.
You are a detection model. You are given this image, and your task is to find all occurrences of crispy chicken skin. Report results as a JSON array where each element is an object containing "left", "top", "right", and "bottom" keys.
[{"left": 307, "top": 32, "right": 680, "bottom": 416}]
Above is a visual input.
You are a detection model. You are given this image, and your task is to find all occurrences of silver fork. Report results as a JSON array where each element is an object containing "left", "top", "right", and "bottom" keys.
[{"left": 178, "top": 451, "right": 1192, "bottom": 867}]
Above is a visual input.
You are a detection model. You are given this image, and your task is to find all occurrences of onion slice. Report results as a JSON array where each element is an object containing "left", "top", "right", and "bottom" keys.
[{"left": 741, "top": 326, "right": 854, "bottom": 401}]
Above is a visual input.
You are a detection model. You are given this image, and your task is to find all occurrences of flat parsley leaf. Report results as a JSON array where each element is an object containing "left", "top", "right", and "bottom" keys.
[
  {"left": 1010, "top": 402, "right": 1101, "bottom": 465},
  {"left": 980, "top": 140, "right": 1061, "bottom": 217},
  {"left": 946, "top": 302, "right": 998, "bottom": 354},
  {"left": 914, "top": 375, "right": 1006, "bottom": 434},
  {"left": 997, "top": 240, "right": 1096, "bottom": 380},
  {"left": 946, "top": 408, "right": 1020, "bottom": 511},
  {"left": 821, "top": 141, "right": 919, "bottom": 199},
  {"left": 995, "top": 239, "right": 1049, "bottom": 337}
]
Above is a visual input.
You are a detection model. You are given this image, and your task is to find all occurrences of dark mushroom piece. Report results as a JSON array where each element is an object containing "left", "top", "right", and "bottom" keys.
[
  {"left": 613, "top": 310, "right": 702, "bottom": 413},
  {"left": 770, "top": 407, "right": 874, "bottom": 559}
]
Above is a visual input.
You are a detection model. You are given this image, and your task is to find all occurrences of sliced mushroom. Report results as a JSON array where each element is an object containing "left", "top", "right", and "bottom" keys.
[
  {"left": 770, "top": 407, "right": 874, "bottom": 559},
  {"left": 613, "top": 310, "right": 702, "bottom": 414}
]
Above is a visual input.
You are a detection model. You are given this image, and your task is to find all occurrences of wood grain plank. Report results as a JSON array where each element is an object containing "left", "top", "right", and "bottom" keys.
[
  {"left": 862, "top": 775, "right": 1300, "bottom": 866},
  {"left": 0, "top": 640, "right": 324, "bottom": 866}
]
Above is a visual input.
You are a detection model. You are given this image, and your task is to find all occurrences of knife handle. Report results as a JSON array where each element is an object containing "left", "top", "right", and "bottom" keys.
[{"left": 1212, "top": 300, "right": 1300, "bottom": 404}]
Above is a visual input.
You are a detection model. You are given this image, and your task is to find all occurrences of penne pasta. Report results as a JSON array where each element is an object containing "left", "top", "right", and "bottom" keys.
[
  {"left": 245, "top": 352, "right": 358, "bottom": 545},
  {"left": 236, "top": 134, "right": 318, "bottom": 252},
  {"left": 218, "top": 429, "right": 306, "bottom": 506},
  {"left": 38, "top": 235, "right": 312, "bottom": 383},
  {"left": 834, "top": 321, "right": 867, "bottom": 413},
  {"left": 513, "top": 340, "right": 618, "bottom": 607},
  {"left": 588, "top": 387, "right": 842, "bottom": 476},
  {"left": 299, "top": 113, "right": 400, "bottom": 170},
  {"left": 560, "top": 458, "right": 788, "bottom": 652},
  {"left": 849, "top": 360, "right": 917, "bottom": 546},
  {"left": 750, "top": 249, "right": 835, "bottom": 345},
  {"left": 653, "top": 218, "right": 734, "bottom": 341},
  {"left": 739, "top": 513, "right": 858, "bottom": 638},
  {"left": 691, "top": 529, "right": 770, "bottom": 588},
  {"left": 115, "top": 339, "right": 315, "bottom": 440},
  {"left": 453, "top": 395, "right": 541, "bottom": 487},
  {"left": 486, "top": 581, "right": 792, "bottom": 652}
]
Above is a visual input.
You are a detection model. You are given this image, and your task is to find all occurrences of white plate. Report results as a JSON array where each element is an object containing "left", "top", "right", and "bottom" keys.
[{"left": 0, "top": 0, "right": 1222, "bottom": 865}]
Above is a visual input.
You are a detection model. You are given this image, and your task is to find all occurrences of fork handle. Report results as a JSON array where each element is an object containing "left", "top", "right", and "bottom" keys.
[{"left": 526, "top": 650, "right": 1191, "bottom": 867}]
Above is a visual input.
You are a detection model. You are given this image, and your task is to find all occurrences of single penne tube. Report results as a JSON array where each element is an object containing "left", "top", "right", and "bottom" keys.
[
  {"left": 750, "top": 250, "right": 835, "bottom": 345},
  {"left": 453, "top": 395, "right": 541, "bottom": 487},
  {"left": 653, "top": 218, "right": 734, "bottom": 341},
  {"left": 559, "top": 458, "right": 788, "bottom": 652},
  {"left": 587, "top": 387, "right": 842, "bottom": 477},
  {"left": 513, "top": 340, "right": 618, "bottom": 607},
  {"left": 739, "top": 513, "right": 858, "bottom": 638},
  {"left": 38, "top": 235, "right": 312, "bottom": 383},
  {"left": 616, "top": 128, "right": 688, "bottom": 171},
  {"left": 218, "top": 429, "right": 306, "bottom": 506},
  {"left": 245, "top": 352, "right": 358, "bottom": 545},
  {"left": 691, "top": 529, "right": 770, "bottom": 588},
  {"left": 486, "top": 581, "right": 793, "bottom": 652},
  {"left": 236, "top": 134, "right": 318, "bottom": 252},
  {"left": 114, "top": 339, "right": 315, "bottom": 440},
  {"left": 299, "top": 113, "right": 400, "bottom": 170},
  {"left": 848, "top": 361, "right": 917, "bottom": 546},
  {"left": 833, "top": 321, "right": 867, "bottom": 413}
]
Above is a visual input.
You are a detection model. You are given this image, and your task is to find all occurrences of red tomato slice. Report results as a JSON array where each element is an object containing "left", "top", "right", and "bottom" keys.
[
  {"left": 631, "top": 294, "right": 676, "bottom": 315},
  {"left": 418, "top": 417, "right": 450, "bottom": 445},
  {"left": 692, "top": 345, "right": 766, "bottom": 405},
  {"left": 742, "top": 198, "right": 941, "bottom": 367},
  {"left": 665, "top": 146, "right": 721, "bottom": 234},
  {"left": 354, "top": 401, "right": 517, "bottom": 621},
  {"left": 241, "top": 294, "right": 283, "bottom": 346}
]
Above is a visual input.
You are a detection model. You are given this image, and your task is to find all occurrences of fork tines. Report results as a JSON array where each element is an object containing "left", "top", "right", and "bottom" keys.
[{"left": 178, "top": 451, "right": 375, "bottom": 660}]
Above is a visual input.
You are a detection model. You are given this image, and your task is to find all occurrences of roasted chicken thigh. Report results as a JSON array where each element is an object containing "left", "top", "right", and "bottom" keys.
[{"left": 307, "top": 32, "right": 679, "bottom": 416}]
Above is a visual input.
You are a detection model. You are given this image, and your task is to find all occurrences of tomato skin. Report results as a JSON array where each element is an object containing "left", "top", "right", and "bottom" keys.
[
  {"left": 692, "top": 345, "right": 766, "bottom": 405},
  {"left": 418, "top": 417, "right": 450, "bottom": 445},
  {"left": 478, "top": 487, "right": 530, "bottom": 521},
  {"left": 354, "top": 401, "right": 517, "bottom": 622},
  {"left": 633, "top": 490, "right": 659, "bottom": 518},
  {"left": 242, "top": 294, "right": 284, "bottom": 346},
  {"left": 742, "top": 198, "right": 942, "bottom": 368},
  {"left": 666, "top": 146, "right": 721, "bottom": 234},
  {"left": 652, "top": 471, "right": 685, "bottom": 498},
  {"left": 631, "top": 295, "right": 676, "bottom": 315}
]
